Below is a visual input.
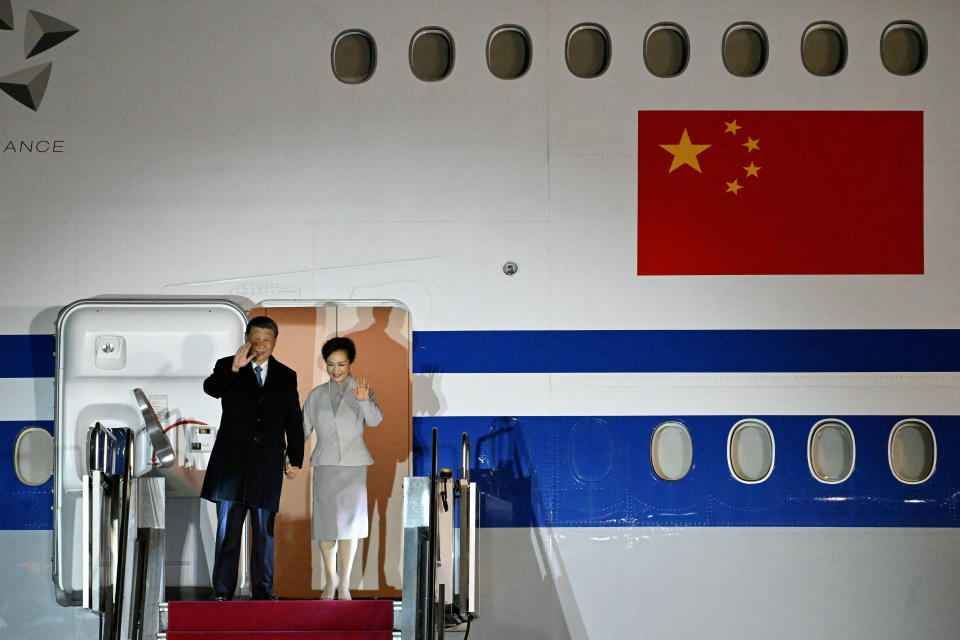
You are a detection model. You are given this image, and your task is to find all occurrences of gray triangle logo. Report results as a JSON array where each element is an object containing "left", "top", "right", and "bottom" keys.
[
  {"left": 0, "top": 63, "right": 52, "bottom": 110},
  {"left": 25, "top": 10, "right": 78, "bottom": 58},
  {"left": 0, "top": 0, "right": 13, "bottom": 31}
]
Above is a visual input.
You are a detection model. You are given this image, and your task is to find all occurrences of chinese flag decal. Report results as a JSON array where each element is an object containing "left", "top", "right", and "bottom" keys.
[{"left": 637, "top": 111, "right": 923, "bottom": 275}]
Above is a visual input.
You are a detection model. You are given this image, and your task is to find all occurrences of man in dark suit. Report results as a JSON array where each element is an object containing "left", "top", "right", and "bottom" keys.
[{"left": 201, "top": 315, "right": 304, "bottom": 600}]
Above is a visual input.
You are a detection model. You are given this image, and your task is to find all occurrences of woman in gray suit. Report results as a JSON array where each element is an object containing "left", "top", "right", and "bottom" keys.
[{"left": 302, "top": 336, "right": 383, "bottom": 599}]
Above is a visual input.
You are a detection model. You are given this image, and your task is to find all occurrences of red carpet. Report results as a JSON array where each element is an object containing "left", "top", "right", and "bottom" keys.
[{"left": 166, "top": 600, "right": 394, "bottom": 639}]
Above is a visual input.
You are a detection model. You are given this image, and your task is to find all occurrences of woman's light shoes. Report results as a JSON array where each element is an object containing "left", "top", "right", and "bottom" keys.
[
  {"left": 321, "top": 575, "right": 338, "bottom": 600},
  {"left": 321, "top": 576, "right": 351, "bottom": 600}
]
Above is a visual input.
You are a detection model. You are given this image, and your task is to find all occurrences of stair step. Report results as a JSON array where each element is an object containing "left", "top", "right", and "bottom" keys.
[{"left": 167, "top": 600, "right": 394, "bottom": 632}]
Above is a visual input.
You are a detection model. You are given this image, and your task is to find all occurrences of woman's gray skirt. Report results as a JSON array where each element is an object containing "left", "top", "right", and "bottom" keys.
[{"left": 311, "top": 464, "right": 368, "bottom": 540}]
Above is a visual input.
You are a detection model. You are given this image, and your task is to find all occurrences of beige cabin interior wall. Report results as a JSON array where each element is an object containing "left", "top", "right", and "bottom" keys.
[{"left": 251, "top": 305, "right": 411, "bottom": 599}]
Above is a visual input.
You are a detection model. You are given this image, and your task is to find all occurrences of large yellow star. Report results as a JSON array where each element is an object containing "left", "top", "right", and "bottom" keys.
[
  {"left": 726, "top": 179, "right": 743, "bottom": 195},
  {"left": 660, "top": 129, "right": 711, "bottom": 173},
  {"left": 742, "top": 137, "right": 760, "bottom": 152},
  {"left": 743, "top": 161, "right": 761, "bottom": 178},
  {"left": 724, "top": 119, "right": 742, "bottom": 135}
]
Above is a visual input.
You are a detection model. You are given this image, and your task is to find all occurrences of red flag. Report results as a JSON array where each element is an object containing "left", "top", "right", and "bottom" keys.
[{"left": 636, "top": 111, "right": 923, "bottom": 275}]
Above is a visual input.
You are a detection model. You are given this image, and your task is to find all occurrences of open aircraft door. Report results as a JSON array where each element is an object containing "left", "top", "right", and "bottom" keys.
[{"left": 53, "top": 298, "right": 250, "bottom": 612}]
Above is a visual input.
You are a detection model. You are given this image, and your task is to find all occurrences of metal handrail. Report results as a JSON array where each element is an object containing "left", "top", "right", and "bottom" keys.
[
  {"left": 426, "top": 427, "right": 439, "bottom": 640},
  {"left": 133, "top": 389, "right": 174, "bottom": 468},
  {"left": 90, "top": 422, "right": 119, "bottom": 476},
  {"left": 85, "top": 392, "right": 173, "bottom": 640},
  {"left": 405, "top": 429, "right": 477, "bottom": 640},
  {"left": 85, "top": 422, "right": 135, "bottom": 640},
  {"left": 455, "top": 432, "right": 477, "bottom": 624},
  {"left": 110, "top": 430, "right": 133, "bottom": 640},
  {"left": 461, "top": 433, "right": 470, "bottom": 483}
]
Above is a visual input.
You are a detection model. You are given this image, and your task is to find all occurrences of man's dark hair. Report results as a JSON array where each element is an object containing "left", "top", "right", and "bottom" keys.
[
  {"left": 246, "top": 316, "right": 279, "bottom": 338},
  {"left": 322, "top": 336, "right": 357, "bottom": 363}
]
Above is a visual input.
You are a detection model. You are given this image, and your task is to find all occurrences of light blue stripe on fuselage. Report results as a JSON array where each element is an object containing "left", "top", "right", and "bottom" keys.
[{"left": 0, "top": 378, "right": 54, "bottom": 421}]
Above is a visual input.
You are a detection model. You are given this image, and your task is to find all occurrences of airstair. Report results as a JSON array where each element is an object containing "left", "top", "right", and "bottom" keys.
[
  {"left": 77, "top": 403, "right": 476, "bottom": 640},
  {"left": 54, "top": 298, "right": 477, "bottom": 640}
]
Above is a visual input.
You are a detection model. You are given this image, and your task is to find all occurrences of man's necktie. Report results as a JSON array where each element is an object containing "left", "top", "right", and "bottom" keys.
[{"left": 254, "top": 365, "right": 263, "bottom": 388}]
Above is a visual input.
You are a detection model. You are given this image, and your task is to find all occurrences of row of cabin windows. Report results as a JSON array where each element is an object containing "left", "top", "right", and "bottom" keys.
[
  {"left": 642, "top": 418, "right": 936, "bottom": 485},
  {"left": 13, "top": 418, "right": 938, "bottom": 487},
  {"left": 332, "top": 21, "right": 928, "bottom": 84}
]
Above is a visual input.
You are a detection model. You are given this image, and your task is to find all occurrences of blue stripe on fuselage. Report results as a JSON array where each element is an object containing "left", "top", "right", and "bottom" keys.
[
  {"left": 0, "top": 421, "right": 53, "bottom": 530},
  {"left": 4, "top": 331, "right": 960, "bottom": 529},
  {"left": 412, "top": 330, "right": 960, "bottom": 373},
  {"left": 415, "top": 415, "right": 960, "bottom": 528},
  {"left": 0, "top": 335, "right": 55, "bottom": 378},
  {"left": 5, "top": 330, "right": 960, "bottom": 377}
]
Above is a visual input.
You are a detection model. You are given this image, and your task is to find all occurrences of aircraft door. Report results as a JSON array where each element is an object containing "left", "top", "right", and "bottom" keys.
[{"left": 54, "top": 298, "right": 248, "bottom": 604}]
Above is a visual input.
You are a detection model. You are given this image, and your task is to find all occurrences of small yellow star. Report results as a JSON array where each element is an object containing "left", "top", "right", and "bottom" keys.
[
  {"left": 742, "top": 137, "right": 760, "bottom": 152},
  {"left": 743, "top": 162, "right": 761, "bottom": 178},
  {"left": 724, "top": 119, "right": 742, "bottom": 135},
  {"left": 726, "top": 179, "right": 743, "bottom": 195},
  {"left": 659, "top": 128, "right": 712, "bottom": 173}
]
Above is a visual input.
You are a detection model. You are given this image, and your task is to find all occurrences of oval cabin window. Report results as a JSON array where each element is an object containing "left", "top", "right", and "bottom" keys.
[
  {"left": 14, "top": 426, "right": 54, "bottom": 486},
  {"left": 728, "top": 419, "right": 774, "bottom": 483},
  {"left": 650, "top": 421, "right": 692, "bottom": 481},
  {"left": 565, "top": 24, "right": 611, "bottom": 78},
  {"left": 331, "top": 30, "right": 377, "bottom": 84},
  {"left": 889, "top": 419, "right": 936, "bottom": 484},
  {"left": 568, "top": 418, "right": 613, "bottom": 483},
  {"left": 802, "top": 22, "right": 847, "bottom": 76},
  {"left": 644, "top": 23, "right": 689, "bottom": 78},
  {"left": 808, "top": 419, "right": 855, "bottom": 483},
  {"left": 880, "top": 22, "right": 927, "bottom": 76},
  {"left": 722, "top": 23, "right": 767, "bottom": 77},
  {"left": 410, "top": 27, "right": 455, "bottom": 81},
  {"left": 487, "top": 25, "right": 531, "bottom": 80}
]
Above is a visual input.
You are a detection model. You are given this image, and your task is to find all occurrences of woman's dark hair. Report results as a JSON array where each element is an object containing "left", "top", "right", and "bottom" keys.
[
  {"left": 322, "top": 336, "right": 356, "bottom": 362},
  {"left": 246, "top": 315, "right": 279, "bottom": 338}
]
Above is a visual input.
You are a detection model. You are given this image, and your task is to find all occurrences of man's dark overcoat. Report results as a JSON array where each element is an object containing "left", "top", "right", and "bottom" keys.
[{"left": 200, "top": 355, "right": 304, "bottom": 512}]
